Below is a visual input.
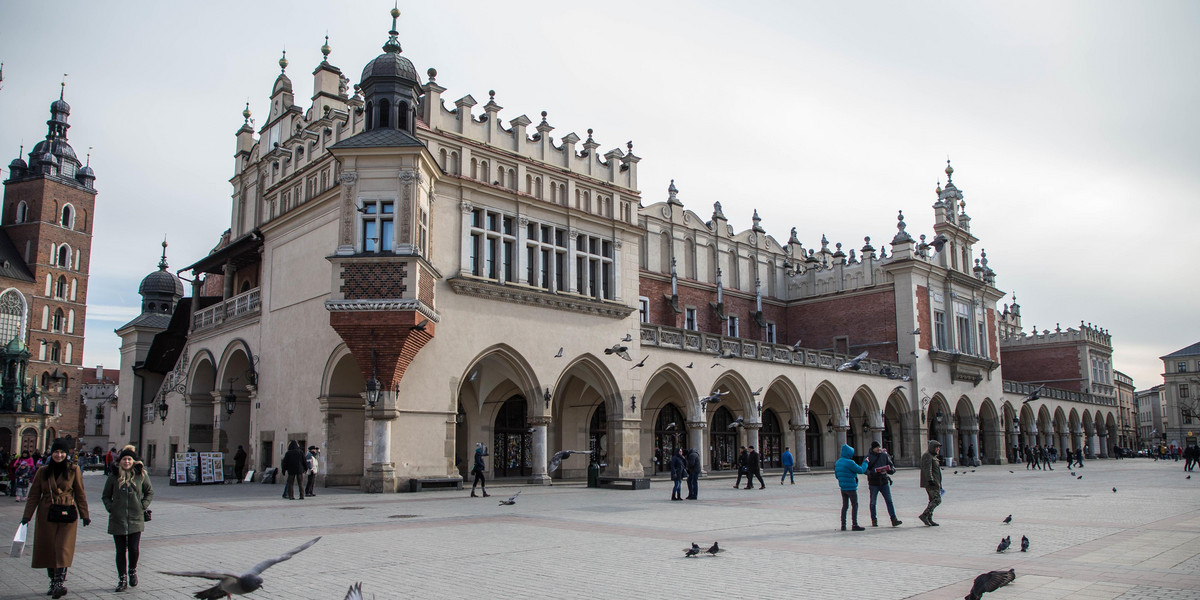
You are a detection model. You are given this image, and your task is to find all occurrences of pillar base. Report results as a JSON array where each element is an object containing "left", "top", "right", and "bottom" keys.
[
  {"left": 797, "top": 466, "right": 811, "bottom": 472},
  {"left": 527, "top": 473, "right": 551, "bottom": 485},
  {"left": 362, "top": 463, "right": 397, "bottom": 493}
]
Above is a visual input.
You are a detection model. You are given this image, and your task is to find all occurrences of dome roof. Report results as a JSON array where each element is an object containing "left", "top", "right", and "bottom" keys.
[
  {"left": 139, "top": 268, "right": 184, "bottom": 297},
  {"left": 51, "top": 98, "right": 70, "bottom": 115},
  {"left": 3, "top": 336, "right": 28, "bottom": 355},
  {"left": 8, "top": 157, "right": 27, "bottom": 170},
  {"left": 77, "top": 164, "right": 95, "bottom": 178},
  {"left": 360, "top": 51, "right": 420, "bottom": 87},
  {"left": 31, "top": 138, "right": 77, "bottom": 163}
]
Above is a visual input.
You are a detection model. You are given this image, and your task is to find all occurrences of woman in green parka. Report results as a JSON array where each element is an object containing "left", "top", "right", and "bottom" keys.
[{"left": 101, "top": 445, "right": 153, "bottom": 592}]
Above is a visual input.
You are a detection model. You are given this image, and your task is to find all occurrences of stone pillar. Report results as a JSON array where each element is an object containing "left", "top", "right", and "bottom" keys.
[
  {"left": 1071, "top": 428, "right": 1082, "bottom": 453},
  {"left": 834, "top": 426, "right": 848, "bottom": 450},
  {"left": 363, "top": 391, "right": 398, "bottom": 493},
  {"left": 1059, "top": 432, "right": 1070, "bottom": 456},
  {"left": 869, "top": 426, "right": 884, "bottom": 449},
  {"left": 1088, "top": 426, "right": 1100, "bottom": 459},
  {"left": 902, "top": 412, "right": 923, "bottom": 467},
  {"left": 1098, "top": 431, "right": 1109, "bottom": 458},
  {"left": 744, "top": 423, "right": 761, "bottom": 453},
  {"left": 222, "top": 261, "right": 234, "bottom": 300},
  {"left": 965, "top": 429, "right": 979, "bottom": 467},
  {"left": 943, "top": 426, "right": 958, "bottom": 468},
  {"left": 686, "top": 421, "right": 707, "bottom": 475},
  {"left": 528, "top": 416, "right": 551, "bottom": 485},
  {"left": 611, "top": 418, "right": 644, "bottom": 478},
  {"left": 791, "top": 424, "right": 809, "bottom": 471},
  {"left": 209, "top": 390, "right": 224, "bottom": 452}
]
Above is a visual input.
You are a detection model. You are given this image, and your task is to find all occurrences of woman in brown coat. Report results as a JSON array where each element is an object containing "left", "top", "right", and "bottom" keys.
[{"left": 21, "top": 438, "right": 91, "bottom": 598}]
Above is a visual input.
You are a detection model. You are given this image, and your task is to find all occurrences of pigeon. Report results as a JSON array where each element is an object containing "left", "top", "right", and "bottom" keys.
[
  {"left": 835, "top": 351, "right": 869, "bottom": 372},
  {"left": 410, "top": 319, "right": 429, "bottom": 332},
  {"left": 498, "top": 491, "right": 521, "bottom": 506},
  {"left": 631, "top": 356, "right": 648, "bottom": 369},
  {"left": 548, "top": 450, "right": 591, "bottom": 473},
  {"left": 554, "top": 347, "right": 563, "bottom": 358},
  {"left": 604, "top": 344, "right": 631, "bottom": 361},
  {"left": 1020, "top": 535, "right": 1029, "bottom": 552},
  {"left": 343, "top": 582, "right": 369, "bottom": 600},
  {"left": 965, "top": 569, "right": 1015, "bottom": 600},
  {"left": 1020, "top": 385, "right": 1044, "bottom": 404},
  {"left": 929, "top": 233, "right": 949, "bottom": 253},
  {"left": 161, "top": 536, "right": 321, "bottom": 599},
  {"left": 705, "top": 542, "right": 724, "bottom": 556},
  {"left": 1112, "top": 487, "right": 1117, "bottom": 493},
  {"left": 621, "top": 334, "right": 633, "bottom": 342},
  {"left": 710, "top": 363, "right": 722, "bottom": 368},
  {"left": 971, "top": 470, "right": 976, "bottom": 473},
  {"left": 727, "top": 416, "right": 744, "bottom": 430},
  {"left": 910, "top": 328, "right": 921, "bottom": 336},
  {"left": 1070, "top": 471, "right": 1076, "bottom": 476},
  {"left": 751, "top": 387, "right": 763, "bottom": 396},
  {"left": 790, "top": 339, "right": 802, "bottom": 351},
  {"left": 1009, "top": 470, "right": 1014, "bottom": 473},
  {"left": 685, "top": 362, "right": 693, "bottom": 368},
  {"left": 996, "top": 536, "right": 1011, "bottom": 553},
  {"left": 1188, "top": 475, "right": 1191, "bottom": 479},
  {"left": 699, "top": 391, "right": 727, "bottom": 406},
  {"left": 1077, "top": 475, "right": 1082, "bottom": 479},
  {"left": 953, "top": 470, "right": 958, "bottom": 475},
  {"left": 715, "top": 349, "right": 737, "bottom": 360},
  {"left": 665, "top": 422, "right": 677, "bottom": 430},
  {"left": 683, "top": 543, "right": 700, "bottom": 558},
  {"left": 1002, "top": 514, "right": 1012, "bottom": 525}
]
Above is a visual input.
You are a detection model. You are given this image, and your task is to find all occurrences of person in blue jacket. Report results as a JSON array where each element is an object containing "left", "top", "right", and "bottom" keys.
[{"left": 834, "top": 443, "right": 869, "bottom": 531}]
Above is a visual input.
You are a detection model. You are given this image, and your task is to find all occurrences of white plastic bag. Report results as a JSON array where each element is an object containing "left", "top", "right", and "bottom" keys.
[{"left": 10, "top": 523, "right": 26, "bottom": 558}]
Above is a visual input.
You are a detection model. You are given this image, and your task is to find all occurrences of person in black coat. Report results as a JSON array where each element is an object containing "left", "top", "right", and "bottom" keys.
[
  {"left": 470, "top": 444, "right": 490, "bottom": 498},
  {"left": 669, "top": 448, "right": 686, "bottom": 501},
  {"left": 233, "top": 446, "right": 247, "bottom": 483},
  {"left": 744, "top": 446, "right": 765, "bottom": 489},
  {"left": 685, "top": 448, "right": 701, "bottom": 500},
  {"left": 280, "top": 442, "right": 306, "bottom": 500},
  {"left": 733, "top": 447, "right": 748, "bottom": 488}
]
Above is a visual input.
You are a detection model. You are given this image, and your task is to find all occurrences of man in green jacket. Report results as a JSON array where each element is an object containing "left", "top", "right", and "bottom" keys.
[{"left": 919, "top": 439, "right": 942, "bottom": 526}]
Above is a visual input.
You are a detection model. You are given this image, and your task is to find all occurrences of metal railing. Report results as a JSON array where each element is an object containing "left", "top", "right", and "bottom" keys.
[
  {"left": 1003, "top": 380, "right": 1117, "bottom": 407},
  {"left": 192, "top": 288, "right": 261, "bottom": 332}
]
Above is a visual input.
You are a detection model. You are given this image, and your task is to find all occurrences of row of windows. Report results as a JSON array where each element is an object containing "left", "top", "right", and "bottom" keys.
[
  {"left": 932, "top": 305, "right": 989, "bottom": 358},
  {"left": 439, "top": 151, "right": 626, "bottom": 221},
  {"left": 13, "top": 202, "right": 77, "bottom": 230},
  {"left": 1090, "top": 357, "right": 1112, "bottom": 385},
  {"left": 637, "top": 296, "right": 778, "bottom": 344},
  {"left": 466, "top": 207, "right": 616, "bottom": 300},
  {"left": 649, "top": 233, "right": 781, "bottom": 298}
]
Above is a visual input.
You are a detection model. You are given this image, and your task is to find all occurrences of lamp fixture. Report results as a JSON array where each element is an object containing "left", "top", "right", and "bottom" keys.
[
  {"left": 365, "top": 348, "right": 382, "bottom": 408},
  {"left": 862, "top": 418, "right": 870, "bottom": 431},
  {"left": 224, "top": 377, "right": 238, "bottom": 415},
  {"left": 544, "top": 387, "right": 551, "bottom": 410},
  {"left": 935, "top": 409, "right": 944, "bottom": 424},
  {"left": 826, "top": 417, "right": 832, "bottom": 434},
  {"left": 630, "top": 395, "right": 637, "bottom": 411},
  {"left": 157, "top": 400, "right": 169, "bottom": 423}
]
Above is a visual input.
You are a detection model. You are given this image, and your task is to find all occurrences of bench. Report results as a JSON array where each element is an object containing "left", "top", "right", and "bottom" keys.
[
  {"left": 408, "top": 477, "right": 463, "bottom": 492},
  {"left": 597, "top": 476, "right": 650, "bottom": 490}
]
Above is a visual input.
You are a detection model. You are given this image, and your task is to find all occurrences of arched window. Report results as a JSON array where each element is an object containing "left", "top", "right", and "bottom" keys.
[
  {"left": 365, "top": 101, "right": 374, "bottom": 130},
  {"left": 53, "top": 309, "right": 63, "bottom": 332},
  {"left": 61, "top": 205, "right": 73, "bottom": 229},
  {"left": 57, "top": 246, "right": 70, "bottom": 268},
  {"left": 55, "top": 276, "right": 67, "bottom": 299},
  {"left": 378, "top": 99, "right": 390, "bottom": 128},
  {"left": 398, "top": 101, "right": 409, "bottom": 131},
  {"left": 0, "top": 289, "right": 27, "bottom": 344},
  {"left": 240, "top": 280, "right": 251, "bottom": 294},
  {"left": 653, "top": 403, "right": 686, "bottom": 474},
  {"left": 493, "top": 396, "right": 530, "bottom": 477},
  {"left": 710, "top": 406, "right": 738, "bottom": 470},
  {"left": 589, "top": 404, "right": 608, "bottom": 475},
  {"left": 760, "top": 409, "right": 783, "bottom": 467},
  {"left": 15, "top": 201, "right": 27, "bottom": 223},
  {"left": 50, "top": 342, "right": 61, "bottom": 363}
]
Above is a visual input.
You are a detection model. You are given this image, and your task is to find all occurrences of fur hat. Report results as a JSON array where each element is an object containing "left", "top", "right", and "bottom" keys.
[
  {"left": 871, "top": 441, "right": 881, "bottom": 449},
  {"left": 50, "top": 438, "right": 71, "bottom": 453},
  {"left": 118, "top": 445, "right": 138, "bottom": 461}
]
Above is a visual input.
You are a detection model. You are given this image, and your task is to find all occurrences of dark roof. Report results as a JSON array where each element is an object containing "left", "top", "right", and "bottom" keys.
[
  {"left": 1162, "top": 342, "right": 1200, "bottom": 359},
  {"left": 118, "top": 312, "right": 173, "bottom": 331},
  {"left": 361, "top": 51, "right": 419, "bottom": 86},
  {"left": 140, "top": 297, "right": 195, "bottom": 374},
  {"left": 182, "top": 229, "right": 263, "bottom": 275},
  {"left": 0, "top": 229, "right": 35, "bottom": 282},
  {"left": 328, "top": 127, "right": 424, "bottom": 150},
  {"left": 139, "top": 268, "right": 184, "bottom": 297}
]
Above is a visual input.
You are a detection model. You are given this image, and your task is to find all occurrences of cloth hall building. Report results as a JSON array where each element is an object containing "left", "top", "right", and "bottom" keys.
[{"left": 112, "top": 10, "right": 1125, "bottom": 492}]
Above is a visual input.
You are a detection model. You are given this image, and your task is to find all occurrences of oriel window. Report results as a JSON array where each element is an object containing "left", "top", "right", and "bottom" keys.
[{"left": 360, "top": 200, "right": 394, "bottom": 253}]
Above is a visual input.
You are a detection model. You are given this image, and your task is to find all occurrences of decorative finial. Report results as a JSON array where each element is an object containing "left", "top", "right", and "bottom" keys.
[
  {"left": 945, "top": 158, "right": 953, "bottom": 182},
  {"left": 158, "top": 237, "right": 169, "bottom": 271},
  {"left": 242, "top": 102, "right": 251, "bottom": 123},
  {"left": 667, "top": 179, "right": 681, "bottom": 205},
  {"left": 586, "top": 128, "right": 594, "bottom": 141},
  {"left": 60, "top": 73, "right": 68, "bottom": 99},
  {"left": 427, "top": 67, "right": 437, "bottom": 82},
  {"left": 627, "top": 140, "right": 633, "bottom": 152},
  {"left": 935, "top": 180, "right": 942, "bottom": 195},
  {"left": 489, "top": 89, "right": 495, "bottom": 100},
  {"left": 279, "top": 50, "right": 288, "bottom": 73},
  {"left": 86, "top": 147, "right": 92, "bottom": 167},
  {"left": 383, "top": 5, "right": 402, "bottom": 53},
  {"left": 321, "top": 34, "right": 331, "bottom": 61}
]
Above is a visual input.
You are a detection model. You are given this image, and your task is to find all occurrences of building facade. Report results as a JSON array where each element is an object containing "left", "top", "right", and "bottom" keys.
[
  {"left": 1159, "top": 342, "right": 1200, "bottom": 449},
  {"left": 1114, "top": 369, "right": 1136, "bottom": 451},
  {"left": 0, "top": 86, "right": 97, "bottom": 454},
  {"left": 1136, "top": 385, "right": 1165, "bottom": 450},
  {"left": 116, "top": 10, "right": 1125, "bottom": 490},
  {"left": 79, "top": 365, "right": 118, "bottom": 453}
]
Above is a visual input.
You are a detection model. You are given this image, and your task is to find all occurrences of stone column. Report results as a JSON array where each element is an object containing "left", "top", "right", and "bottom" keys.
[
  {"left": 209, "top": 390, "right": 224, "bottom": 452},
  {"left": 791, "top": 424, "right": 809, "bottom": 471},
  {"left": 965, "top": 428, "right": 979, "bottom": 466},
  {"left": 686, "top": 421, "right": 707, "bottom": 475},
  {"left": 363, "top": 391, "right": 398, "bottom": 493},
  {"left": 744, "top": 423, "right": 761, "bottom": 452},
  {"left": 869, "top": 426, "right": 884, "bottom": 449},
  {"left": 1088, "top": 426, "right": 1100, "bottom": 459},
  {"left": 337, "top": 172, "right": 359, "bottom": 255},
  {"left": 1098, "top": 430, "right": 1109, "bottom": 458},
  {"left": 528, "top": 416, "right": 551, "bottom": 485},
  {"left": 1059, "top": 432, "right": 1070, "bottom": 456},
  {"left": 610, "top": 418, "right": 644, "bottom": 478},
  {"left": 943, "top": 426, "right": 958, "bottom": 467},
  {"left": 834, "top": 425, "right": 848, "bottom": 449},
  {"left": 1071, "top": 428, "right": 1082, "bottom": 453}
]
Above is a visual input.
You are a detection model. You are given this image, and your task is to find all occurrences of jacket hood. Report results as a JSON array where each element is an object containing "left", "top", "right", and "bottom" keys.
[
  {"left": 840, "top": 444, "right": 855, "bottom": 459},
  {"left": 288, "top": 441, "right": 299, "bottom": 451}
]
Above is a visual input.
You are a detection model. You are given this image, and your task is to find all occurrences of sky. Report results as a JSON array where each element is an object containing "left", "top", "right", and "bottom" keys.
[{"left": 1, "top": 1, "right": 1196, "bottom": 390}]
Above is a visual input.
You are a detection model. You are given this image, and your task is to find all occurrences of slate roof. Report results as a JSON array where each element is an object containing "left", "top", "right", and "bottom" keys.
[
  {"left": 0, "top": 230, "right": 35, "bottom": 282},
  {"left": 1162, "top": 342, "right": 1200, "bottom": 359},
  {"left": 328, "top": 127, "right": 425, "bottom": 150}
]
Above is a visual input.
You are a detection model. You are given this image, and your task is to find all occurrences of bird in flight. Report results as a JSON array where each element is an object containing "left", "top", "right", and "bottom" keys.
[
  {"left": 161, "top": 536, "right": 321, "bottom": 599},
  {"left": 343, "top": 582, "right": 369, "bottom": 600},
  {"left": 548, "top": 450, "right": 591, "bottom": 472},
  {"left": 727, "top": 416, "right": 744, "bottom": 430},
  {"left": 706, "top": 542, "right": 724, "bottom": 556},
  {"left": 836, "top": 351, "right": 868, "bottom": 372},
  {"left": 683, "top": 543, "right": 700, "bottom": 558},
  {"left": 631, "top": 356, "right": 648, "bottom": 369},
  {"left": 996, "top": 536, "right": 1011, "bottom": 553},
  {"left": 751, "top": 387, "right": 762, "bottom": 396},
  {"left": 714, "top": 349, "right": 737, "bottom": 360},
  {"left": 1002, "top": 514, "right": 1012, "bottom": 525},
  {"left": 410, "top": 319, "right": 429, "bottom": 332},
  {"left": 1021, "top": 385, "right": 1044, "bottom": 404},
  {"left": 710, "top": 363, "right": 722, "bottom": 368},
  {"left": 620, "top": 333, "right": 633, "bottom": 342},
  {"left": 929, "top": 233, "right": 949, "bottom": 253},
  {"left": 498, "top": 491, "right": 521, "bottom": 506},
  {"left": 965, "top": 569, "right": 1015, "bottom": 600},
  {"left": 1020, "top": 535, "right": 1029, "bottom": 552},
  {"left": 699, "top": 391, "right": 727, "bottom": 406},
  {"left": 790, "top": 339, "right": 802, "bottom": 351},
  {"left": 604, "top": 344, "right": 631, "bottom": 361},
  {"left": 554, "top": 347, "right": 563, "bottom": 358},
  {"left": 685, "top": 362, "right": 693, "bottom": 368}
]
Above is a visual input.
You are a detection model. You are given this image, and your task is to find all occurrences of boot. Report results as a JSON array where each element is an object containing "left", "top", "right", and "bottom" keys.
[
  {"left": 852, "top": 524, "right": 866, "bottom": 531},
  {"left": 891, "top": 519, "right": 903, "bottom": 527},
  {"left": 115, "top": 575, "right": 128, "bottom": 592},
  {"left": 482, "top": 491, "right": 490, "bottom": 497},
  {"left": 871, "top": 518, "right": 878, "bottom": 527},
  {"left": 50, "top": 570, "right": 67, "bottom": 599},
  {"left": 129, "top": 569, "right": 138, "bottom": 587},
  {"left": 471, "top": 490, "right": 478, "bottom": 497}
]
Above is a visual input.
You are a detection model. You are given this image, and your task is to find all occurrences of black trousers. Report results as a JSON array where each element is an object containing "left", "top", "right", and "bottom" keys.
[
  {"left": 285, "top": 472, "right": 304, "bottom": 498},
  {"left": 114, "top": 532, "right": 142, "bottom": 576},
  {"left": 471, "top": 469, "right": 486, "bottom": 491},
  {"left": 305, "top": 471, "right": 318, "bottom": 495},
  {"left": 745, "top": 472, "right": 765, "bottom": 488},
  {"left": 840, "top": 490, "right": 860, "bottom": 527}
]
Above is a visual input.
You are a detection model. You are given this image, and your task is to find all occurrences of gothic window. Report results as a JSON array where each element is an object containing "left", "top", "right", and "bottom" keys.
[
  {"left": 417, "top": 207, "right": 428, "bottom": 257},
  {"left": 360, "top": 199, "right": 394, "bottom": 253},
  {"left": 364, "top": 101, "right": 374, "bottom": 130},
  {"left": 659, "top": 232, "right": 671, "bottom": 275},
  {"left": 398, "top": 101, "right": 409, "bottom": 131},
  {"left": 934, "top": 310, "right": 947, "bottom": 350},
  {"left": 525, "top": 221, "right": 565, "bottom": 292},
  {"left": 684, "top": 238, "right": 696, "bottom": 280},
  {"left": 954, "top": 301, "right": 973, "bottom": 354},
  {"left": 685, "top": 307, "right": 697, "bottom": 331},
  {"left": 765, "top": 322, "right": 776, "bottom": 344},
  {"left": 378, "top": 99, "right": 390, "bottom": 128},
  {"left": 15, "top": 201, "right": 26, "bottom": 223},
  {"left": 50, "top": 342, "right": 61, "bottom": 363},
  {"left": 728, "top": 315, "right": 739, "bottom": 338},
  {"left": 638, "top": 296, "right": 650, "bottom": 324},
  {"left": 55, "top": 276, "right": 67, "bottom": 299},
  {"left": 0, "top": 289, "right": 26, "bottom": 344},
  {"left": 52, "top": 309, "right": 63, "bottom": 333},
  {"left": 57, "top": 245, "right": 70, "bottom": 268}
]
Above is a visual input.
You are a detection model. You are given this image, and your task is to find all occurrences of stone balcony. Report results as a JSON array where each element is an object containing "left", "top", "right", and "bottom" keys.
[
  {"left": 192, "top": 288, "right": 261, "bottom": 333},
  {"left": 1004, "top": 379, "right": 1117, "bottom": 407}
]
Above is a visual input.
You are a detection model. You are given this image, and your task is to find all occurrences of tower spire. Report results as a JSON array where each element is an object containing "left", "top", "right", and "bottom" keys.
[
  {"left": 383, "top": 5, "right": 403, "bottom": 53},
  {"left": 158, "top": 237, "right": 169, "bottom": 271}
]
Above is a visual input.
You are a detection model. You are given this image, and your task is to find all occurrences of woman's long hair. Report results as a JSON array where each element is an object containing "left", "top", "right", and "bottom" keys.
[{"left": 116, "top": 444, "right": 141, "bottom": 488}]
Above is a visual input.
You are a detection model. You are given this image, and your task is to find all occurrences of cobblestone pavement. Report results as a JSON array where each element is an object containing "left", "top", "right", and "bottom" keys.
[{"left": 1, "top": 459, "right": 1197, "bottom": 599}]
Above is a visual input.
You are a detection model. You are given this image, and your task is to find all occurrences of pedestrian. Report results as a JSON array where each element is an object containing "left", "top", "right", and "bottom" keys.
[
  {"left": 733, "top": 446, "right": 748, "bottom": 488},
  {"left": 304, "top": 446, "right": 320, "bottom": 497},
  {"left": 685, "top": 447, "right": 701, "bottom": 500},
  {"left": 1076, "top": 448, "right": 1085, "bottom": 467},
  {"left": 102, "top": 445, "right": 153, "bottom": 592},
  {"left": 470, "top": 443, "right": 489, "bottom": 498},
  {"left": 744, "top": 445, "right": 766, "bottom": 489},
  {"left": 21, "top": 438, "right": 91, "bottom": 598},
  {"left": 280, "top": 441, "right": 306, "bottom": 500},
  {"left": 13, "top": 451, "right": 35, "bottom": 502},
  {"left": 669, "top": 447, "right": 685, "bottom": 501},
  {"left": 233, "top": 445, "right": 247, "bottom": 482},
  {"left": 866, "top": 441, "right": 901, "bottom": 527},
  {"left": 834, "top": 443, "right": 869, "bottom": 531},
  {"left": 918, "top": 439, "right": 943, "bottom": 527},
  {"left": 780, "top": 446, "right": 795, "bottom": 484},
  {"left": 1050, "top": 445, "right": 1058, "bottom": 463},
  {"left": 104, "top": 447, "right": 116, "bottom": 477},
  {"left": 967, "top": 444, "right": 977, "bottom": 468},
  {"left": 1041, "top": 445, "right": 1053, "bottom": 470}
]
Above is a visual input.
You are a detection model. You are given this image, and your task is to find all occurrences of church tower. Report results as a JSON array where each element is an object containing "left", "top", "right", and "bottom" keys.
[{"left": 1, "top": 84, "right": 97, "bottom": 448}]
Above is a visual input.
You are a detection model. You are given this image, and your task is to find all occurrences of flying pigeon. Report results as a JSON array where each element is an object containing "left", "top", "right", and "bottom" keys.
[
  {"left": 683, "top": 543, "right": 700, "bottom": 558},
  {"left": 910, "top": 328, "right": 921, "bottom": 335},
  {"left": 343, "top": 582, "right": 368, "bottom": 600},
  {"left": 715, "top": 349, "right": 737, "bottom": 360},
  {"left": 410, "top": 319, "right": 429, "bottom": 332},
  {"left": 665, "top": 422, "right": 677, "bottom": 430},
  {"left": 554, "top": 347, "right": 563, "bottom": 358},
  {"left": 727, "top": 416, "right": 744, "bottom": 430},
  {"left": 1112, "top": 487, "right": 1117, "bottom": 493},
  {"left": 790, "top": 339, "right": 802, "bottom": 351},
  {"left": 750, "top": 387, "right": 763, "bottom": 396},
  {"left": 161, "top": 537, "right": 321, "bottom": 599},
  {"left": 1002, "top": 514, "right": 1012, "bottom": 525},
  {"left": 835, "top": 351, "right": 869, "bottom": 372},
  {"left": 996, "top": 536, "right": 1011, "bottom": 553},
  {"left": 929, "top": 233, "right": 949, "bottom": 253},
  {"left": 965, "top": 569, "right": 1016, "bottom": 600},
  {"left": 1020, "top": 535, "right": 1029, "bottom": 552},
  {"left": 685, "top": 362, "right": 693, "bottom": 368},
  {"left": 498, "top": 491, "right": 521, "bottom": 506},
  {"left": 1021, "top": 385, "right": 1044, "bottom": 404},
  {"left": 699, "top": 391, "right": 728, "bottom": 406},
  {"left": 548, "top": 450, "right": 591, "bottom": 473},
  {"left": 710, "top": 363, "right": 722, "bottom": 368},
  {"left": 705, "top": 542, "right": 724, "bottom": 556},
  {"left": 621, "top": 334, "right": 633, "bottom": 342},
  {"left": 604, "top": 344, "right": 631, "bottom": 361},
  {"left": 631, "top": 356, "right": 648, "bottom": 369}
]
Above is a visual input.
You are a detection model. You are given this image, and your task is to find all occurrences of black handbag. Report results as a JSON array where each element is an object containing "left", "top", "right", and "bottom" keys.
[
  {"left": 143, "top": 509, "right": 152, "bottom": 522},
  {"left": 46, "top": 503, "right": 78, "bottom": 523}
]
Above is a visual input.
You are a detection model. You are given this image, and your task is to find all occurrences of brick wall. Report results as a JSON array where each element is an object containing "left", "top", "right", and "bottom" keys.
[
  {"left": 328, "top": 310, "right": 433, "bottom": 386},
  {"left": 785, "top": 288, "right": 898, "bottom": 360},
  {"left": 340, "top": 262, "right": 408, "bottom": 299},
  {"left": 638, "top": 274, "right": 788, "bottom": 341},
  {"left": 999, "top": 344, "right": 1083, "bottom": 392},
  {"left": 916, "top": 285, "right": 931, "bottom": 351},
  {"left": 418, "top": 264, "right": 435, "bottom": 307}
]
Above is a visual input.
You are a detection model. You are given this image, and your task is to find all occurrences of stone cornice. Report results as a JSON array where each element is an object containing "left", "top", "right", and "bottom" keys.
[{"left": 447, "top": 277, "right": 635, "bottom": 319}]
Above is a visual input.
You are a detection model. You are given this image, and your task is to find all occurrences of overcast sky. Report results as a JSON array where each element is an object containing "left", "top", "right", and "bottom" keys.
[{"left": 1, "top": 1, "right": 1196, "bottom": 389}]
